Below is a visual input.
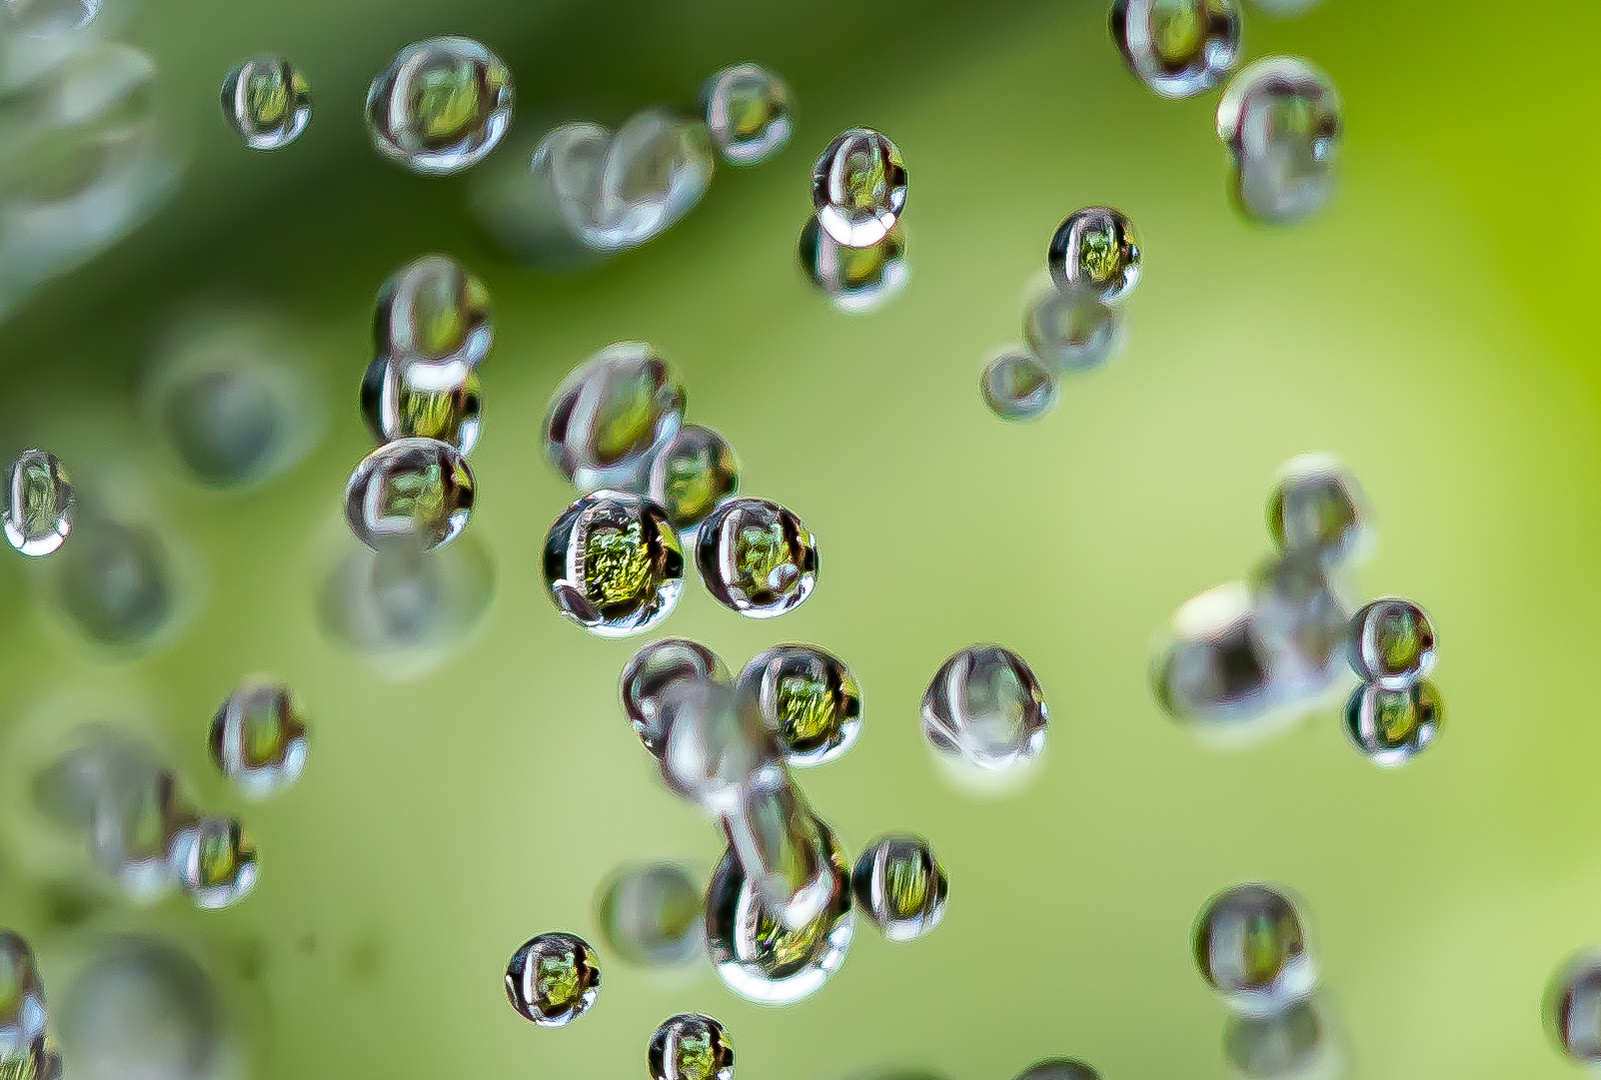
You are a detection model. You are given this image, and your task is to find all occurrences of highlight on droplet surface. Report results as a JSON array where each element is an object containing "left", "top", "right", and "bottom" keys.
[
  {"left": 702, "top": 63, "right": 792, "bottom": 166},
  {"left": 694, "top": 497, "right": 818, "bottom": 619},
  {"left": 220, "top": 55, "right": 311, "bottom": 150},
  {"left": 811, "top": 128, "right": 907, "bottom": 248},
  {"left": 543, "top": 490, "right": 684, "bottom": 637},
  {"left": 208, "top": 680, "right": 308, "bottom": 798},
  {"left": 4, "top": 448, "right": 74, "bottom": 556},
  {"left": 365, "top": 36, "right": 512, "bottom": 175},
  {"left": 1193, "top": 883, "right": 1317, "bottom": 1016},
  {"left": 851, "top": 834, "right": 948, "bottom": 942},
  {"left": 343, "top": 437, "right": 474, "bottom": 552},
  {"left": 1111, "top": 0, "right": 1241, "bottom": 99},
  {"left": 504, "top": 932, "right": 601, "bottom": 1027}
]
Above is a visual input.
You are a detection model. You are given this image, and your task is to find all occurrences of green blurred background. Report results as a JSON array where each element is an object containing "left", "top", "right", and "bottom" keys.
[{"left": 4, "top": 0, "right": 1601, "bottom": 1077}]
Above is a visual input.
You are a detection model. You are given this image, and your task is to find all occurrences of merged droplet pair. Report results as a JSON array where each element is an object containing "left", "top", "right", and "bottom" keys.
[
  {"left": 0, "top": 931, "right": 61, "bottom": 1080},
  {"left": 1343, "top": 597, "right": 1441, "bottom": 767},
  {"left": 3, "top": 448, "right": 74, "bottom": 557},
  {"left": 799, "top": 128, "right": 910, "bottom": 313}
]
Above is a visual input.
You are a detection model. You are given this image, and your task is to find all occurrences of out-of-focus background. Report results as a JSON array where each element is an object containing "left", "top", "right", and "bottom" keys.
[{"left": 3, "top": 0, "right": 1601, "bottom": 1078}]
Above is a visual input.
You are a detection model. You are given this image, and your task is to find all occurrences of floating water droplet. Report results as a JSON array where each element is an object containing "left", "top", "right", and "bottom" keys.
[
  {"left": 648, "top": 425, "right": 739, "bottom": 539},
  {"left": 1224, "top": 1000, "right": 1340, "bottom": 1080},
  {"left": 373, "top": 253, "right": 492, "bottom": 389},
  {"left": 360, "top": 355, "right": 482, "bottom": 455},
  {"left": 1344, "top": 680, "right": 1442, "bottom": 767},
  {"left": 504, "top": 932, "right": 600, "bottom": 1027},
  {"left": 69, "top": 750, "right": 193, "bottom": 901},
  {"left": 1245, "top": 552, "right": 1351, "bottom": 701},
  {"left": 1549, "top": 953, "right": 1601, "bottom": 1066},
  {"left": 695, "top": 497, "right": 818, "bottom": 619},
  {"left": 1265, "top": 453, "right": 1370, "bottom": 564},
  {"left": 169, "top": 816, "right": 258, "bottom": 909},
  {"left": 851, "top": 835, "right": 947, "bottom": 942},
  {"left": 1194, "top": 883, "right": 1316, "bottom": 1016},
  {"left": 702, "top": 63, "right": 792, "bottom": 166},
  {"left": 53, "top": 515, "right": 181, "bottom": 654},
  {"left": 543, "top": 490, "right": 684, "bottom": 637},
  {"left": 735, "top": 644, "right": 861, "bottom": 767},
  {"left": 658, "top": 678, "right": 783, "bottom": 812},
  {"left": 1047, "top": 206, "right": 1141, "bottom": 303},
  {"left": 4, "top": 449, "right": 73, "bottom": 556},
  {"left": 208, "top": 680, "right": 308, "bottom": 798},
  {"left": 1023, "top": 278, "right": 1126, "bottom": 373},
  {"left": 648, "top": 1013, "right": 733, "bottom": 1080},
  {"left": 921, "top": 645, "right": 1048, "bottom": 771},
  {"left": 620, "top": 639, "right": 729, "bottom": 758},
  {"left": 1217, "top": 57, "right": 1342, "bottom": 225},
  {"left": 220, "top": 55, "right": 310, "bottom": 150},
  {"left": 1153, "top": 582, "right": 1276, "bottom": 728},
  {"left": 0, "top": 932, "right": 47, "bottom": 1057},
  {"left": 593, "top": 109, "right": 716, "bottom": 251},
  {"left": 981, "top": 349, "right": 1059, "bottom": 422},
  {"left": 1348, "top": 597, "right": 1435, "bottom": 690},
  {"left": 1111, "top": 0, "right": 1241, "bottom": 99},
  {"left": 1014, "top": 1060, "right": 1102, "bottom": 1080},
  {"left": 343, "top": 437, "right": 474, "bottom": 552},
  {"left": 365, "top": 36, "right": 512, "bottom": 176},
  {"left": 720, "top": 781, "right": 836, "bottom": 931},
  {"left": 544, "top": 342, "right": 685, "bottom": 491},
  {"left": 811, "top": 128, "right": 906, "bottom": 248},
  {"left": 798, "top": 218, "right": 909, "bottom": 313},
  {"left": 598, "top": 863, "right": 703, "bottom": 968}
]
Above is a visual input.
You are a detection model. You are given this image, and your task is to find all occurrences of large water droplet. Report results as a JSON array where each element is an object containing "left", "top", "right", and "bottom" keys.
[
  {"left": 4, "top": 448, "right": 73, "bottom": 556},
  {"left": 694, "top": 497, "right": 818, "bottom": 619},
  {"left": 921, "top": 645, "right": 1048, "bottom": 771},
  {"left": 1344, "top": 680, "right": 1442, "bottom": 767},
  {"left": 372, "top": 253, "right": 491, "bottom": 390},
  {"left": 798, "top": 218, "right": 908, "bottom": 314},
  {"left": 620, "top": 639, "right": 729, "bottom": 759},
  {"left": 701, "top": 63, "right": 792, "bottom": 166},
  {"left": 648, "top": 424, "right": 739, "bottom": 539},
  {"left": 343, "top": 437, "right": 474, "bottom": 552},
  {"left": 360, "top": 355, "right": 481, "bottom": 455},
  {"left": 811, "top": 128, "right": 906, "bottom": 248},
  {"left": 504, "top": 932, "right": 600, "bottom": 1027},
  {"left": 543, "top": 490, "right": 684, "bottom": 637},
  {"left": 1111, "top": 0, "right": 1241, "bottom": 99},
  {"left": 365, "top": 37, "right": 512, "bottom": 176},
  {"left": 1348, "top": 597, "right": 1435, "bottom": 689},
  {"left": 1047, "top": 206, "right": 1141, "bottom": 303},
  {"left": 220, "top": 55, "right": 309, "bottom": 150},
  {"left": 208, "top": 680, "right": 307, "bottom": 799}
]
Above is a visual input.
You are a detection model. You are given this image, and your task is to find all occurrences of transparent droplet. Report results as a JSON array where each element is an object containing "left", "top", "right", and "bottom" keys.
[
  {"left": 851, "top": 835, "right": 947, "bottom": 942},
  {"left": 372, "top": 253, "right": 492, "bottom": 390},
  {"left": 1014, "top": 1060, "right": 1102, "bottom": 1080},
  {"left": 168, "top": 816, "right": 258, "bottom": 910},
  {"left": 1245, "top": 552, "right": 1351, "bottom": 702},
  {"left": 1110, "top": 0, "right": 1241, "bottom": 99},
  {"left": 694, "top": 497, "right": 818, "bottom": 619},
  {"left": 702, "top": 63, "right": 792, "bottom": 166},
  {"left": 220, "top": 55, "right": 310, "bottom": 150},
  {"left": 1217, "top": 57, "right": 1342, "bottom": 226},
  {"left": 811, "top": 128, "right": 907, "bottom": 248},
  {"left": 981, "top": 349, "right": 1059, "bottom": 422},
  {"left": 720, "top": 781, "right": 836, "bottom": 931},
  {"left": 587, "top": 109, "right": 716, "bottom": 252},
  {"left": 504, "top": 932, "right": 600, "bottom": 1026},
  {"left": 360, "top": 354, "right": 482, "bottom": 455},
  {"left": 1224, "top": 1000, "right": 1341, "bottom": 1080},
  {"left": 343, "top": 437, "right": 474, "bottom": 553},
  {"left": 207, "top": 680, "right": 308, "bottom": 798},
  {"left": 704, "top": 813, "right": 854, "bottom": 1005},
  {"left": 1194, "top": 883, "right": 1316, "bottom": 1016},
  {"left": 158, "top": 368, "right": 290, "bottom": 486},
  {"left": 921, "top": 645, "right": 1048, "bottom": 770},
  {"left": 365, "top": 36, "right": 512, "bottom": 176},
  {"left": 735, "top": 644, "right": 861, "bottom": 767},
  {"left": 798, "top": 218, "right": 909, "bottom": 313},
  {"left": 4, "top": 448, "right": 73, "bottom": 556},
  {"left": 598, "top": 863, "right": 703, "bottom": 968},
  {"left": 648, "top": 424, "right": 740, "bottom": 538},
  {"left": 543, "top": 490, "right": 684, "bottom": 637},
  {"left": 1047, "top": 206, "right": 1141, "bottom": 302},
  {"left": 620, "top": 638, "right": 729, "bottom": 758},
  {"left": 0, "top": 0, "right": 99, "bottom": 36},
  {"left": 1023, "top": 277, "right": 1126, "bottom": 373},
  {"left": 1549, "top": 952, "right": 1601, "bottom": 1066},
  {"left": 1266, "top": 453, "right": 1370, "bottom": 564},
  {"left": 544, "top": 342, "right": 686, "bottom": 492},
  {"left": 658, "top": 679, "right": 784, "bottom": 813},
  {"left": 648, "top": 1013, "right": 733, "bottom": 1080},
  {"left": 1344, "top": 680, "right": 1442, "bottom": 767},
  {"left": 0, "top": 932, "right": 47, "bottom": 1057},
  {"left": 54, "top": 516, "right": 179, "bottom": 653},
  {"left": 1348, "top": 597, "right": 1435, "bottom": 689}
]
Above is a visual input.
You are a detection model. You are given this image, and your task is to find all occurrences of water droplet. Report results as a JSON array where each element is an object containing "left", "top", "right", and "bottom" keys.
[
  {"left": 372, "top": 254, "right": 492, "bottom": 390},
  {"left": 360, "top": 355, "right": 482, "bottom": 455},
  {"left": 4, "top": 449, "right": 73, "bottom": 556},
  {"left": 811, "top": 128, "right": 906, "bottom": 248},
  {"left": 1344, "top": 680, "right": 1442, "bottom": 767},
  {"left": 1217, "top": 57, "right": 1342, "bottom": 226},
  {"left": 365, "top": 36, "right": 512, "bottom": 176},
  {"left": 343, "top": 437, "right": 474, "bottom": 553},
  {"left": 921, "top": 645, "right": 1048, "bottom": 771},
  {"left": 1194, "top": 884, "right": 1316, "bottom": 1016},
  {"left": 720, "top": 781, "right": 836, "bottom": 931},
  {"left": 658, "top": 679, "right": 783, "bottom": 812},
  {"left": 0, "top": 1037, "right": 59, "bottom": 1080},
  {"left": 208, "top": 680, "right": 308, "bottom": 798},
  {"left": 220, "top": 55, "right": 310, "bottom": 150},
  {"left": 981, "top": 349, "right": 1059, "bottom": 422},
  {"left": 735, "top": 644, "right": 861, "bottom": 767},
  {"left": 1266, "top": 453, "right": 1370, "bottom": 565},
  {"left": 1224, "top": 1000, "right": 1340, "bottom": 1080},
  {"left": 1014, "top": 1060, "right": 1102, "bottom": 1080},
  {"left": 544, "top": 342, "right": 686, "bottom": 492},
  {"left": 648, "top": 1013, "right": 733, "bottom": 1080},
  {"left": 851, "top": 835, "right": 947, "bottom": 942},
  {"left": 598, "top": 863, "right": 703, "bottom": 967},
  {"left": 1348, "top": 597, "right": 1435, "bottom": 689},
  {"left": 169, "top": 816, "right": 258, "bottom": 909},
  {"left": 798, "top": 218, "right": 909, "bottom": 313},
  {"left": 54, "top": 516, "right": 180, "bottom": 653},
  {"left": 543, "top": 490, "right": 684, "bottom": 637},
  {"left": 1549, "top": 952, "right": 1601, "bottom": 1066},
  {"left": 1023, "top": 278, "right": 1126, "bottom": 373},
  {"left": 702, "top": 63, "right": 792, "bottom": 166},
  {"left": 1047, "top": 206, "right": 1141, "bottom": 302},
  {"left": 648, "top": 425, "right": 740, "bottom": 538},
  {"left": 1245, "top": 553, "right": 1351, "bottom": 700},
  {"left": 504, "top": 932, "right": 600, "bottom": 1026},
  {"left": 695, "top": 497, "right": 818, "bottom": 619},
  {"left": 1111, "top": 0, "right": 1241, "bottom": 99},
  {"left": 0, "top": 932, "right": 47, "bottom": 1056},
  {"left": 620, "top": 639, "right": 729, "bottom": 758}
]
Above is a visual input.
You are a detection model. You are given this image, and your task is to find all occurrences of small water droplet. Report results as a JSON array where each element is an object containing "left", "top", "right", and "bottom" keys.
[
  {"left": 169, "top": 816, "right": 258, "bottom": 910},
  {"left": 1047, "top": 206, "right": 1141, "bottom": 302},
  {"left": 694, "top": 497, "right": 817, "bottom": 619},
  {"left": 543, "top": 490, "right": 684, "bottom": 637},
  {"left": 1224, "top": 999, "right": 1340, "bottom": 1080},
  {"left": 220, "top": 55, "right": 310, "bottom": 150},
  {"left": 702, "top": 63, "right": 792, "bottom": 166},
  {"left": 504, "top": 933, "right": 600, "bottom": 1026},
  {"left": 981, "top": 349, "right": 1058, "bottom": 422},
  {"left": 1217, "top": 57, "right": 1342, "bottom": 225},
  {"left": 1344, "top": 680, "right": 1442, "bottom": 766},
  {"left": 1349, "top": 597, "right": 1435, "bottom": 689},
  {"left": 620, "top": 639, "right": 729, "bottom": 758},
  {"left": 798, "top": 218, "right": 908, "bottom": 313},
  {"left": 360, "top": 355, "right": 482, "bottom": 455},
  {"left": 851, "top": 835, "right": 947, "bottom": 942},
  {"left": 598, "top": 863, "right": 704, "bottom": 968},
  {"left": 4, "top": 449, "right": 73, "bottom": 556},
  {"left": 1111, "top": 0, "right": 1241, "bottom": 99},
  {"left": 1265, "top": 453, "right": 1370, "bottom": 565},
  {"left": 811, "top": 128, "right": 906, "bottom": 248},
  {"left": 208, "top": 680, "right": 308, "bottom": 798},
  {"left": 648, "top": 424, "right": 739, "bottom": 539},
  {"left": 0, "top": 931, "right": 47, "bottom": 1056},
  {"left": 544, "top": 342, "right": 685, "bottom": 492},
  {"left": 649, "top": 1013, "right": 733, "bottom": 1080},
  {"left": 1023, "top": 277, "right": 1126, "bottom": 373},
  {"left": 736, "top": 644, "right": 861, "bottom": 767},
  {"left": 343, "top": 437, "right": 474, "bottom": 553},
  {"left": 365, "top": 37, "right": 512, "bottom": 176},
  {"left": 372, "top": 253, "right": 492, "bottom": 390},
  {"left": 1194, "top": 883, "right": 1317, "bottom": 1016},
  {"left": 921, "top": 645, "right": 1048, "bottom": 771}
]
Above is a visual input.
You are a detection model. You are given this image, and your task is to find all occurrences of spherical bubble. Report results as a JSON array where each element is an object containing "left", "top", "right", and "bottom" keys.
[
  {"left": 597, "top": 863, "right": 703, "bottom": 968},
  {"left": 981, "top": 349, "right": 1059, "bottom": 422},
  {"left": 542, "top": 490, "right": 684, "bottom": 637},
  {"left": 372, "top": 253, "right": 492, "bottom": 390},
  {"left": 649, "top": 425, "right": 739, "bottom": 539},
  {"left": 921, "top": 645, "right": 1047, "bottom": 770},
  {"left": 168, "top": 815, "right": 258, "bottom": 910},
  {"left": 736, "top": 644, "right": 861, "bottom": 767},
  {"left": 365, "top": 36, "right": 512, "bottom": 176},
  {"left": 4, "top": 448, "right": 73, "bottom": 556},
  {"left": 1047, "top": 207, "right": 1141, "bottom": 302},
  {"left": 360, "top": 355, "right": 482, "bottom": 455},
  {"left": 1013, "top": 1060, "right": 1102, "bottom": 1080},
  {"left": 702, "top": 63, "right": 792, "bottom": 166},
  {"left": 220, "top": 56, "right": 310, "bottom": 151},
  {"left": 1023, "top": 277, "right": 1126, "bottom": 373},
  {"left": 811, "top": 128, "right": 907, "bottom": 248},
  {"left": 544, "top": 342, "right": 686, "bottom": 491},
  {"left": 695, "top": 497, "right": 818, "bottom": 619},
  {"left": 343, "top": 437, "right": 474, "bottom": 553},
  {"left": 1224, "top": 1000, "right": 1341, "bottom": 1080},
  {"left": 851, "top": 835, "right": 947, "bottom": 942},
  {"left": 54, "top": 516, "right": 179, "bottom": 653},
  {"left": 1110, "top": 0, "right": 1241, "bottom": 99},
  {"left": 1265, "top": 453, "right": 1370, "bottom": 565},
  {"left": 648, "top": 1013, "right": 733, "bottom": 1080},
  {"left": 1217, "top": 57, "right": 1342, "bottom": 226},
  {"left": 1193, "top": 883, "right": 1316, "bottom": 1016},
  {"left": 1348, "top": 597, "right": 1436, "bottom": 689},
  {"left": 207, "top": 680, "right": 308, "bottom": 799},
  {"left": 1344, "top": 680, "right": 1442, "bottom": 767},
  {"left": 504, "top": 932, "right": 600, "bottom": 1027},
  {"left": 620, "top": 639, "right": 729, "bottom": 759},
  {"left": 658, "top": 678, "right": 783, "bottom": 812},
  {"left": 797, "top": 217, "right": 909, "bottom": 313},
  {"left": 1549, "top": 952, "right": 1601, "bottom": 1066},
  {"left": 0, "top": 931, "right": 46, "bottom": 1057}
]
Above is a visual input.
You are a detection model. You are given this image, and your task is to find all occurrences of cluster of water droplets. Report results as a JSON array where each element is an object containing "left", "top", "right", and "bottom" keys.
[{"left": 799, "top": 127, "right": 910, "bottom": 313}]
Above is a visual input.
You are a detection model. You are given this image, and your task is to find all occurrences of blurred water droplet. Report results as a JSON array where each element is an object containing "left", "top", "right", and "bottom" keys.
[
  {"left": 798, "top": 218, "right": 908, "bottom": 313},
  {"left": 1344, "top": 679, "right": 1442, "bottom": 766},
  {"left": 470, "top": 127, "right": 611, "bottom": 272},
  {"left": 1265, "top": 453, "right": 1370, "bottom": 565},
  {"left": 52, "top": 515, "right": 179, "bottom": 653},
  {"left": 851, "top": 835, "right": 947, "bottom": 942},
  {"left": 702, "top": 63, "right": 791, "bottom": 166},
  {"left": 1348, "top": 597, "right": 1434, "bottom": 689},
  {"left": 0, "top": 0, "right": 98, "bottom": 37},
  {"left": 1224, "top": 1000, "right": 1342, "bottom": 1080},
  {"left": 360, "top": 355, "right": 481, "bottom": 454},
  {"left": 4, "top": 448, "right": 73, "bottom": 556},
  {"left": 648, "top": 424, "right": 739, "bottom": 539},
  {"left": 208, "top": 681, "right": 307, "bottom": 799},
  {"left": 504, "top": 932, "right": 600, "bottom": 1027},
  {"left": 86, "top": 764, "right": 193, "bottom": 902},
  {"left": 1047, "top": 206, "right": 1141, "bottom": 302},
  {"left": 658, "top": 679, "right": 783, "bottom": 812},
  {"left": 1023, "top": 277, "right": 1125, "bottom": 373},
  {"left": 648, "top": 1013, "right": 733, "bottom": 1080},
  {"left": 1217, "top": 57, "right": 1342, "bottom": 225},
  {"left": 598, "top": 863, "right": 703, "bottom": 968},
  {"left": 590, "top": 109, "right": 714, "bottom": 250},
  {"left": 1014, "top": 1060, "right": 1102, "bottom": 1080},
  {"left": 1111, "top": 0, "right": 1240, "bottom": 99},
  {"left": 220, "top": 55, "right": 309, "bottom": 150},
  {"left": 344, "top": 437, "right": 474, "bottom": 552},
  {"left": 921, "top": 645, "right": 1047, "bottom": 771},
  {"left": 695, "top": 497, "right": 817, "bottom": 619},
  {"left": 0, "top": 931, "right": 47, "bottom": 1057},
  {"left": 620, "top": 639, "right": 729, "bottom": 758},
  {"left": 981, "top": 349, "right": 1058, "bottom": 422},
  {"left": 736, "top": 644, "right": 860, "bottom": 767},
  {"left": 372, "top": 253, "right": 491, "bottom": 389},
  {"left": 721, "top": 782, "right": 835, "bottom": 931},
  {"left": 544, "top": 342, "right": 685, "bottom": 491},
  {"left": 543, "top": 490, "right": 684, "bottom": 637},
  {"left": 811, "top": 128, "right": 906, "bottom": 248},
  {"left": 1194, "top": 883, "right": 1316, "bottom": 1016},
  {"left": 365, "top": 36, "right": 511, "bottom": 176},
  {"left": 169, "top": 816, "right": 257, "bottom": 910}
]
